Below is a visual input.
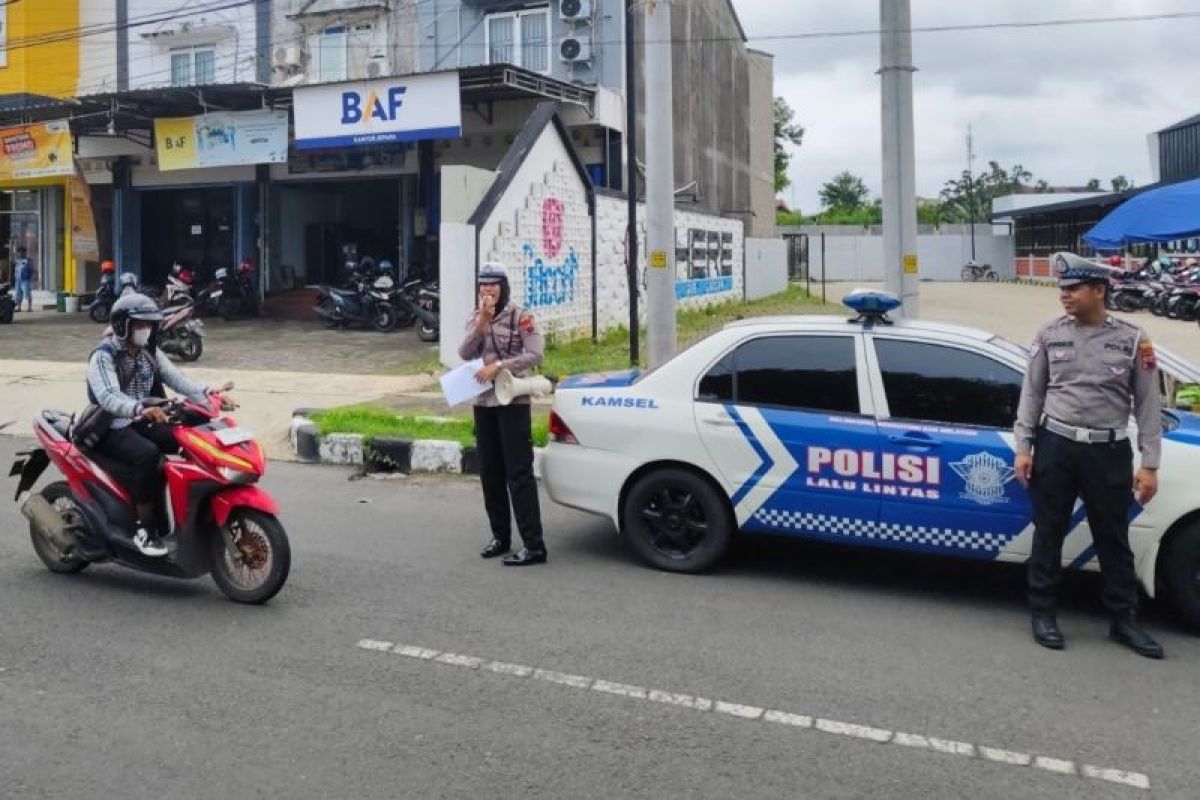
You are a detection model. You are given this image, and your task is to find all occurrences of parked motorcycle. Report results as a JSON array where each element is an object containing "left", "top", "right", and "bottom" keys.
[
  {"left": 214, "top": 260, "right": 258, "bottom": 321},
  {"left": 158, "top": 300, "right": 205, "bottom": 362},
  {"left": 0, "top": 281, "right": 14, "bottom": 324},
  {"left": 312, "top": 276, "right": 397, "bottom": 332},
  {"left": 415, "top": 281, "right": 440, "bottom": 342},
  {"left": 960, "top": 260, "right": 998, "bottom": 282},
  {"left": 11, "top": 385, "right": 290, "bottom": 604},
  {"left": 88, "top": 261, "right": 119, "bottom": 323}
]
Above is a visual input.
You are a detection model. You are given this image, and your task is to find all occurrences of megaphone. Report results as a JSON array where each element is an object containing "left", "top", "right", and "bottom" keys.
[{"left": 494, "top": 369, "right": 556, "bottom": 405}]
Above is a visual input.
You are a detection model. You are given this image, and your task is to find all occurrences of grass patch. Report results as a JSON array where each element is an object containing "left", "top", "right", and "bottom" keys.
[
  {"left": 311, "top": 405, "right": 549, "bottom": 448},
  {"left": 541, "top": 283, "right": 834, "bottom": 376}
]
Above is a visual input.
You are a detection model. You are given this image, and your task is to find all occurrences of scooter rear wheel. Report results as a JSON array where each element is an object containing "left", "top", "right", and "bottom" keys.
[
  {"left": 89, "top": 302, "right": 110, "bottom": 324},
  {"left": 178, "top": 332, "right": 203, "bottom": 362},
  {"left": 29, "top": 482, "right": 90, "bottom": 574},
  {"left": 209, "top": 509, "right": 290, "bottom": 604}
]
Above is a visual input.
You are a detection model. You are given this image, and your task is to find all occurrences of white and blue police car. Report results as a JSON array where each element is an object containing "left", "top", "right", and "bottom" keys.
[{"left": 541, "top": 290, "right": 1200, "bottom": 631}]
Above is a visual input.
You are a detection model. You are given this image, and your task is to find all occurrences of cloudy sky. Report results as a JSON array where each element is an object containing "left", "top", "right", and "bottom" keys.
[{"left": 733, "top": 0, "right": 1200, "bottom": 213}]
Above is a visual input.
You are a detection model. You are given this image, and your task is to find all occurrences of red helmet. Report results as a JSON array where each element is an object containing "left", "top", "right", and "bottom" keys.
[
  {"left": 101, "top": 260, "right": 116, "bottom": 273},
  {"left": 1107, "top": 255, "right": 1123, "bottom": 266},
  {"left": 238, "top": 259, "right": 253, "bottom": 274}
]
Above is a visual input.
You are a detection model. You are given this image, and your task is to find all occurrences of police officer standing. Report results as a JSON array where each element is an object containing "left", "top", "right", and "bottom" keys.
[
  {"left": 1014, "top": 252, "right": 1164, "bottom": 658},
  {"left": 458, "top": 263, "right": 548, "bottom": 566}
]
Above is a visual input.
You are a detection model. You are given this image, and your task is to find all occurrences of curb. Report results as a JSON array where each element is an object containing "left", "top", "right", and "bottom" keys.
[{"left": 290, "top": 410, "right": 543, "bottom": 477}]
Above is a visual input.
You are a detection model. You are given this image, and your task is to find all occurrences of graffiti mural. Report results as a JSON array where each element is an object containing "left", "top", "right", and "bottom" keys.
[
  {"left": 523, "top": 242, "right": 580, "bottom": 308},
  {"left": 542, "top": 197, "right": 564, "bottom": 258}
]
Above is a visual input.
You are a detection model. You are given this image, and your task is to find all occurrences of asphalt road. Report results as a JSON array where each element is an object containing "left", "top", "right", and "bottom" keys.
[{"left": 1, "top": 437, "right": 1197, "bottom": 799}]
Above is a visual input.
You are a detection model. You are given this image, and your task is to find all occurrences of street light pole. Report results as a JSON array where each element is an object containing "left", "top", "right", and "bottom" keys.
[
  {"left": 643, "top": 0, "right": 677, "bottom": 367},
  {"left": 625, "top": 0, "right": 639, "bottom": 366},
  {"left": 879, "top": 0, "right": 919, "bottom": 316},
  {"left": 967, "top": 124, "right": 977, "bottom": 261}
]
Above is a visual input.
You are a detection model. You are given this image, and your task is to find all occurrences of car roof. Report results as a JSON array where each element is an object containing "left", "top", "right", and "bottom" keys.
[{"left": 721, "top": 314, "right": 996, "bottom": 342}]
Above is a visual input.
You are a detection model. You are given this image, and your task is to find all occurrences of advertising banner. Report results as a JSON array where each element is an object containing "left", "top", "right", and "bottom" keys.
[
  {"left": 0, "top": 120, "right": 74, "bottom": 181},
  {"left": 70, "top": 161, "right": 100, "bottom": 262},
  {"left": 154, "top": 109, "right": 289, "bottom": 171}
]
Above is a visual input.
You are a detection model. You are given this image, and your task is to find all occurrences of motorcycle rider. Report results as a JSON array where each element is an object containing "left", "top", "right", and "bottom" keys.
[{"left": 86, "top": 292, "right": 235, "bottom": 556}]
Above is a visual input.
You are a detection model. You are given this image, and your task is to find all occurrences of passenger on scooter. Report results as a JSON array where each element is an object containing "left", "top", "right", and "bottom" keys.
[{"left": 85, "top": 293, "right": 235, "bottom": 557}]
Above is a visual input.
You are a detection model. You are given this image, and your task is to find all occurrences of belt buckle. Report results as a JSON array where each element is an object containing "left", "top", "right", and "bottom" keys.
[{"left": 1074, "top": 427, "right": 1091, "bottom": 443}]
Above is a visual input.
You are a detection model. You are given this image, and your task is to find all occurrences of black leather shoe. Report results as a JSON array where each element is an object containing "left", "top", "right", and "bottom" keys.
[
  {"left": 1031, "top": 615, "right": 1065, "bottom": 650},
  {"left": 1110, "top": 618, "right": 1164, "bottom": 659},
  {"left": 480, "top": 539, "right": 511, "bottom": 559},
  {"left": 502, "top": 547, "right": 547, "bottom": 566}
]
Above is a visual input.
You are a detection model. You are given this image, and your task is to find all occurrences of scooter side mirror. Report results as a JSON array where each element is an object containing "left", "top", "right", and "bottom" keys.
[{"left": 220, "top": 381, "right": 235, "bottom": 392}]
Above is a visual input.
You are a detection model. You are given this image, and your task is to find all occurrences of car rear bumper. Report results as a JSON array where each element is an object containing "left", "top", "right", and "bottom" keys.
[{"left": 540, "top": 443, "right": 638, "bottom": 527}]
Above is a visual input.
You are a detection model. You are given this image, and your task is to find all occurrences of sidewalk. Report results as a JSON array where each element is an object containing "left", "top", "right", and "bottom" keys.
[{"left": 0, "top": 359, "right": 434, "bottom": 460}]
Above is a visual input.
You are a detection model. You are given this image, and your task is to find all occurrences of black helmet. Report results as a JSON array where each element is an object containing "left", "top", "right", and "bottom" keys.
[
  {"left": 110, "top": 292, "right": 163, "bottom": 341},
  {"left": 478, "top": 262, "right": 510, "bottom": 312}
]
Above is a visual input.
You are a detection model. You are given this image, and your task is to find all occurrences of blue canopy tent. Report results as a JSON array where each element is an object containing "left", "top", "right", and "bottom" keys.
[{"left": 1083, "top": 177, "right": 1200, "bottom": 249}]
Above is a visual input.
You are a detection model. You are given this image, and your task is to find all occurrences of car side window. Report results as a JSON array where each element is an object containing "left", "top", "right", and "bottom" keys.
[
  {"left": 698, "top": 335, "right": 859, "bottom": 413},
  {"left": 874, "top": 339, "right": 1022, "bottom": 429}
]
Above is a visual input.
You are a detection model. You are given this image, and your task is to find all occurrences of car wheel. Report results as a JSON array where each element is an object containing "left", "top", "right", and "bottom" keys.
[
  {"left": 1161, "top": 523, "right": 1200, "bottom": 633},
  {"left": 621, "top": 467, "right": 733, "bottom": 573}
]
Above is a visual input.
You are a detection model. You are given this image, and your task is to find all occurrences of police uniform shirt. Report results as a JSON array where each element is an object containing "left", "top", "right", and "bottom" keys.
[
  {"left": 457, "top": 304, "right": 545, "bottom": 407},
  {"left": 1014, "top": 315, "right": 1162, "bottom": 468}
]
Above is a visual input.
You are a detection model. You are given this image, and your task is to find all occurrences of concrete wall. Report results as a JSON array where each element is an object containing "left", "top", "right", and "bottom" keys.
[
  {"left": 745, "top": 49, "right": 776, "bottom": 239},
  {"left": 439, "top": 221, "right": 477, "bottom": 368},
  {"left": 807, "top": 232, "right": 1015, "bottom": 282},
  {"left": 441, "top": 165, "right": 496, "bottom": 225},
  {"left": 744, "top": 238, "right": 787, "bottom": 300},
  {"left": 270, "top": 0, "right": 404, "bottom": 86},
  {"left": 125, "top": 0, "right": 260, "bottom": 90}
]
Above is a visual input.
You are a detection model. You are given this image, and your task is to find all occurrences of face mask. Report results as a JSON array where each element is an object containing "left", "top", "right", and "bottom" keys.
[{"left": 131, "top": 328, "right": 152, "bottom": 347}]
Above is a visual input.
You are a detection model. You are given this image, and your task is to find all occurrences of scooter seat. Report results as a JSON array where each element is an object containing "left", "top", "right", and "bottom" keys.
[{"left": 329, "top": 287, "right": 359, "bottom": 298}]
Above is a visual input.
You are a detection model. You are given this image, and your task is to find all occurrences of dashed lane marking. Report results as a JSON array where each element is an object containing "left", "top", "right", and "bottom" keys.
[{"left": 355, "top": 638, "right": 1151, "bottom": 792}]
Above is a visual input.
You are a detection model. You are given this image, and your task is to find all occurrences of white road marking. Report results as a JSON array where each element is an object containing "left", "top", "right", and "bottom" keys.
[{"left": 357, "top": 639, "right": 1150, "bottom": 791}]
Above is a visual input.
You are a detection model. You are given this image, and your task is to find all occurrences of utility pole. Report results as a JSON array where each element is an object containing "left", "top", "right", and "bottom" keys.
[
  {"left": 643, "top": 0, "right": 677, "bottom": 367},
  {"left": 879, "top": 0, "right": 919, "bottom": 316},
  {"left": 625, "top": 0, "right": 639, "bottom": 366},
  {"left": 966, "top": 124, "right": 977, "bottom": 261}
]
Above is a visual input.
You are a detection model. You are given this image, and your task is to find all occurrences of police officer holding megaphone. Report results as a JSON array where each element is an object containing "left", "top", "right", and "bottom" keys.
[{"left": 458, "top": 263, "right": 549, "bottom": 566}]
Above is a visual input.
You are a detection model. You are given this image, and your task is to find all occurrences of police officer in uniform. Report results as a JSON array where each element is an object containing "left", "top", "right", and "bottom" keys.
[
  {"left": 458, "top": 264, "right": 548, "bottom": 566},
  {"left": 1014, "top": 252, "right": 1164, "bottom": 658}
]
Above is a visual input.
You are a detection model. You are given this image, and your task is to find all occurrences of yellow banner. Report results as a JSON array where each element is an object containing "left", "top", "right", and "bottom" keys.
[
  {"left": 154, "top": 116, "right": 198, "bottom": 171},
  {"left": 0, "top": 120, "right": 73, "bottom": 181},
  {"left": 70, "top": 160, "right": 100, "bottom": 263}
]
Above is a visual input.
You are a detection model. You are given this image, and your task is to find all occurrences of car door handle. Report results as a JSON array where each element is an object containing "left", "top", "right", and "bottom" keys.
[
  {"left": 888, "top": 433, "right": 942, "bottom": 447},
  {"left": 703, "top": 416, "right": 737, "bottom": 427}
]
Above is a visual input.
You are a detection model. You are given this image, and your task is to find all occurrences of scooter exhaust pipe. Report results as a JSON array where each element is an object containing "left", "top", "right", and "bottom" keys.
[{"left": 21, "top": 494, "right": 77, "bottom": 554}]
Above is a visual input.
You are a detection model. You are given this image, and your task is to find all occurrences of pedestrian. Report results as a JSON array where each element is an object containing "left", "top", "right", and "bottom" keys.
[
  {"left": 1014, "top": 252, "right": 1164, "bottom": 659},
  {"left": 13, "top": 246, "right": 34, "bottom": 312},
  {"left": 458, "top": 263, "right": 548, "bottom": 566}
]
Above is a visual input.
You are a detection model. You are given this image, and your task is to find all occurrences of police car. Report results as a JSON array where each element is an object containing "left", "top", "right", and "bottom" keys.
[{"left": 541, "top": 290, "right": 1200, "bottom": 631}]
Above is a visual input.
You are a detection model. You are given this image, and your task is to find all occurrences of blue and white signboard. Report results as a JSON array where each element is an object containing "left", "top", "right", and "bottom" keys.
[{"left": 293, "top": 71, "right": 462, "bottom": 150}]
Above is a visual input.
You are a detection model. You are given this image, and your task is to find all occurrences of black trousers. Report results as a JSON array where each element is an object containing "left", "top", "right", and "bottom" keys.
[
  {"left": 95, "top": 421, "right": 178, "bottom": 505},
  {"left": 474, "top": 404, "right": 544, "bottom": 551},
  {"left": 1028, "top": 428, "right": 1139, "bottom": 618}
]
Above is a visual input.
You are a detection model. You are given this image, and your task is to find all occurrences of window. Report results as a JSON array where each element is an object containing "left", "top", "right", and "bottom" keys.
[
  {"left": 170, "top": 47, "right": 216, "bottom": 86},
  {"left": 874, "top": 339, "right": 1023, "bottom": 429},
  {"left": 486, "top": 7, "right": 551, "bottom": 73},
  {"left": 697, "top": 336, "right": 859, "bottom": 414},
  {"left": 319, "top": 25, "right": 348, "bottom": 82}
]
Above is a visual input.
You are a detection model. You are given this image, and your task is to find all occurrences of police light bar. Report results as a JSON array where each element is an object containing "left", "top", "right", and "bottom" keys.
[{"left": 843, "top": 289, "right": 902, "bottom": 317}]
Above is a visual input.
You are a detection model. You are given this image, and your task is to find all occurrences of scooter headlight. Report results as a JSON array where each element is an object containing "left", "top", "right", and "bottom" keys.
[{"left": 218, "top": 466, "right": 257, "bottom": 484}]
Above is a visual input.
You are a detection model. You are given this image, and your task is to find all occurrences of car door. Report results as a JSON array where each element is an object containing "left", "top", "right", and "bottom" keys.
[
  {"left": 866, "top": 335, "right": 1034, "bottom": 560},
  {"left": 694, "top": 332, "right": 884, "bottom": 542}
]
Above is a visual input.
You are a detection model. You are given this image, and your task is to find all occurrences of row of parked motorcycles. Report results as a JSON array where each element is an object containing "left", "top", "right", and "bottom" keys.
[
  {"left": 312, "top": 257, "right": 440, "bottom": 342},
  {"left": 85, "top": 260, "right": 259, "bottom": 363},
  {"left": 1105, "top": 256, "right": 1200, "bottom": 326}
]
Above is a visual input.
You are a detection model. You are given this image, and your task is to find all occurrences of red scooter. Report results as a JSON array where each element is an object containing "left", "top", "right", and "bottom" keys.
[{"left": 11, "top": 386, "right": 290, "bottom": 604}]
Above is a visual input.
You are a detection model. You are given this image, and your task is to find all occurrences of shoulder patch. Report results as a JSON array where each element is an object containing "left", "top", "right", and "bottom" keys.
[
  {"left": 1138, "top": 338, "right": 1157, "bottom": 370},
  {"left": 519, "top": 314, "right": 537, "bottom": 334}
]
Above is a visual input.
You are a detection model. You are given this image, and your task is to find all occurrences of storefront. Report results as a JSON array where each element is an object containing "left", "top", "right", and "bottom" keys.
[{"left": 0, "top": 122, "right": 76, "bottom": 295}]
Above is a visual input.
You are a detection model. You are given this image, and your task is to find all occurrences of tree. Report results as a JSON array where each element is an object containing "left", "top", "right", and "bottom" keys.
[
  {"left": 1111, "top": 175, "right": 1133, "bottom": 193},
  {"left": 938, "top": 161, "right": 1035, "bottom": 222},
  {"left": 1086, "top": 178, "right": 1102, "bottom": 191},
  {"left": 818, "top": 171, "right": 870, "bottom": 212},
  {"left": 774, "top": 97, "right": 805, "bottom": 192}
]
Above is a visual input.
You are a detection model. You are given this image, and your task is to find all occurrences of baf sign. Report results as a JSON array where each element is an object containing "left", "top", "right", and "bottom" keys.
[{"left": 293, "top": 71, "right": 462, "bottom": 150}]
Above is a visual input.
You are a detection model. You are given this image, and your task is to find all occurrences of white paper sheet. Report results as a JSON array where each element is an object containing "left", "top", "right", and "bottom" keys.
[{"left": 440, "top": 358, "right": 492, "bottom": 407}]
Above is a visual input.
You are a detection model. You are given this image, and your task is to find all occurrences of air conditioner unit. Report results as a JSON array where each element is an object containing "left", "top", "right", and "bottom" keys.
[
  {"left": 559, "top": 35, "right": 592, "bottom": 63},
  {"left": 273, "top": 45, "right": 302, "bottom": 70},
  {"left": 559, "top": 0, "right": 592, "bottom": 21},
  {"left": 367, "top": 58, "right": 391, "bottom": 79}
]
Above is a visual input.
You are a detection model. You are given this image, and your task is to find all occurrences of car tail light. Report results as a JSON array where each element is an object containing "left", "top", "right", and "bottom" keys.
[{"left": 548, "top": 411, "right": 578, "bottom": 444}]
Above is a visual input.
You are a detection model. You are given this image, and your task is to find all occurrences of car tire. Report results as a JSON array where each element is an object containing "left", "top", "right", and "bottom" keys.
[
  {"left": 621, "top": 468, "right": 733, "bottom": 573},
  {"left": 1161, "top": 523, "right": 1200, "bottom": 633}
]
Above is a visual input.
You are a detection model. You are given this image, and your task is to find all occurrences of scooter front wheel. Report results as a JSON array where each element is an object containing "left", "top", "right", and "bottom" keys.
[
  {"left": 210, "top": 509, "right": 290, "bottom": 604},
  {"left": 30, "top": 482, "right": 90, "bottom": 574}
]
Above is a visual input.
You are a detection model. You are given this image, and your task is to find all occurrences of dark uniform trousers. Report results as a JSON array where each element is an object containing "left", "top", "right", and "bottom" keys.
[
  {"left": 474, "top": 404, "right": 544, "bottom": 551},
  {"left": 1028, "top": 428, "right": 1139, "bottom": 618}
]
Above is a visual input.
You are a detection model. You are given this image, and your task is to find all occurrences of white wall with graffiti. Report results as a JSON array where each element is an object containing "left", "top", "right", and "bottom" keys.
[{"left": 475, "top": 130, "right": 594, "bottom": 341}]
